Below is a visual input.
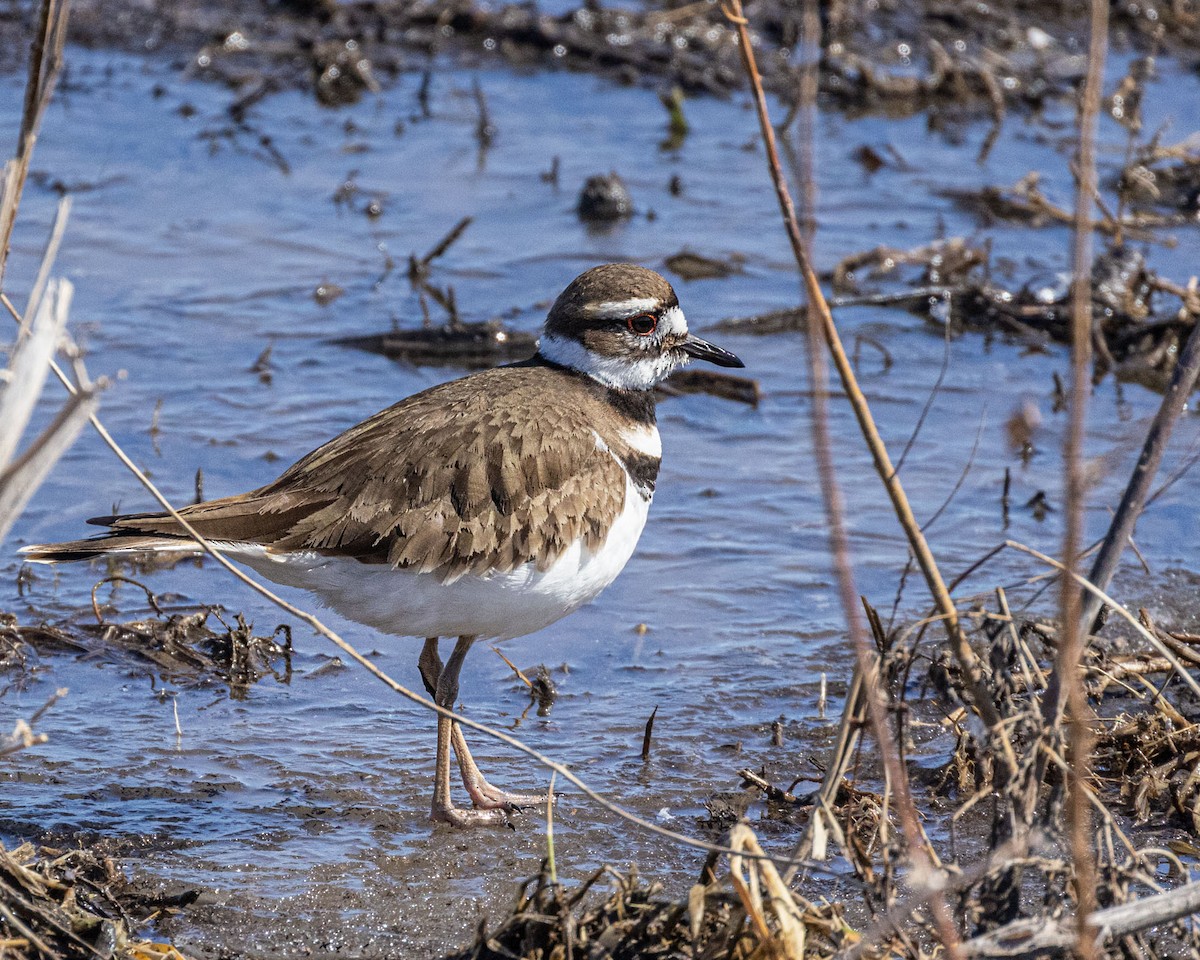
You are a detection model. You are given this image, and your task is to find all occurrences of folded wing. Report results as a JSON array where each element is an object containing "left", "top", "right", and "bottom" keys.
[{"left": 22, "top": 368, "right": 628, "bottom": 583}]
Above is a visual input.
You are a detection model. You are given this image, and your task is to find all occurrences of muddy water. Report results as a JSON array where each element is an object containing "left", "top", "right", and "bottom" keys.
[{"left": 2, "top": 46, "right": 1199, "bottom": 954}]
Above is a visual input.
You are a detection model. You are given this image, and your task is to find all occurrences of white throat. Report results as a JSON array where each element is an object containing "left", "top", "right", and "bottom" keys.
[{"left": 538, "top": 305, "right": 690, "bottom": 391}]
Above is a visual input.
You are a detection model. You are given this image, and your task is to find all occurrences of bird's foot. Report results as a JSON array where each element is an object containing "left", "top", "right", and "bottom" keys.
[
  {"left": 464, "top": 780, "right": 554, "bottom": 813},
  {"left": 430, "top": 797, "right": 513, "bottom": 828}
]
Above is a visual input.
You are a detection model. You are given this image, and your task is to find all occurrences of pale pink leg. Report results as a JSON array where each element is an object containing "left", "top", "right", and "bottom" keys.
[
  {"left": 419, "top": 637, "right": 550, "bottom": 818},
  {"left": 427, "top": 636, "right": 510, "bottom": 827}
]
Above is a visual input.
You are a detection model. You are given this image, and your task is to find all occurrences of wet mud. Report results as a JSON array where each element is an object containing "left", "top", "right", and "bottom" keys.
[{"left": 6, "top": 0, "right": 1198, "bottom": 113}]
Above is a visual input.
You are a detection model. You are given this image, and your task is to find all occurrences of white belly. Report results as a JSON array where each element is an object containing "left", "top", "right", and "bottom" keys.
[{"left": 230, "top": 477, "right": 651, "bottom": 640}]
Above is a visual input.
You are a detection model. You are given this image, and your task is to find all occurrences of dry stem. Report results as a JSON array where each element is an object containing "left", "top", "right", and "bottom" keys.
[
  {"left": 719, "top": 3, "right": 1000, "bottom": 739},
  {"left": 722, "top": 3, "right": 967, "bottom": 955},
  {"left": 0, "top": 0, "right": 69, "bottom": 288},
  {"left": 1053, "top": 3, "right": 1108, "bottom": 953}
]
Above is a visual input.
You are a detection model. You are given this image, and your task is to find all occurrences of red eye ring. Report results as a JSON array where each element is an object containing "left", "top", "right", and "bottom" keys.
[{"left": 627, "top": 313, "right": 657, "bottom": 336}]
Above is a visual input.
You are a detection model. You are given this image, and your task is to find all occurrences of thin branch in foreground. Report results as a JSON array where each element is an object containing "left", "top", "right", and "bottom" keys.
[
  {"left": 721, "top": 4, "right": 966, "bottom": 956},
  {"left": 719, "top": 2, "right": 1002, "bottom": 743},
  {"left": 1052, "top": 2, "right": 1108, "bottom": 954}
]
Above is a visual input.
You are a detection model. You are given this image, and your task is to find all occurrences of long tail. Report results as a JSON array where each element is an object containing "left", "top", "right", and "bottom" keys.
[
  {"left": 19, "top": 491, "right": 322, "bottom": 563},
  {"left": 20, "top": 530, "right": 204, "bottom": 563}
]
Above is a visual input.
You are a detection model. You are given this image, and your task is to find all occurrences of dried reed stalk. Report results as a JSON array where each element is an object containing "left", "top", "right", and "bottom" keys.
[
  {"left": 729, "top": 823, "right": 809, "bottom": 958},
  {"left": 0, "top": 0, "right": 69, "bottom": 288},
  {"left": 1052, "top": 1, "right": 1108, "bottom": 954},
  {"left": 722, "top": 2, "right": 966, "bottom": 955},
  {"left": 0, "top": 0, "right": 98, "bottom": 546},
  {"left": 719, "top": 2, "right": 1000, "bottom": 738}
]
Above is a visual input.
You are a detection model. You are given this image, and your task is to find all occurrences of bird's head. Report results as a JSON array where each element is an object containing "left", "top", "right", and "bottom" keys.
[{"left": 538, "top": 263, "right": 743, "bottom": 391}]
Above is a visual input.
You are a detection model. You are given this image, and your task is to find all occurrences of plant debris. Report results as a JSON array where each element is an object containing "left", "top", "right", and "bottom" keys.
[
  {"left": 334, "top": 323, "right": 538, "bottom": 370},
  {"left": 664, "top": 252, "right": 744, "bottom": 282},
  {"left": 657, "top": 369, "right": 760, "bottom": 407},
  {"left": 577, "top": 172, "right": 634, "bottom": 222},
  {"left": 821, "top": 233, "right": 1200, "bottom": 389},
  {"left": 335, "top": 323, "right": 760, "bottom": 403},
  {"left": 15, "top": 0, "right": 1192, "bottom": 118},
  {"left": 1, "top": 597, "right": 292, "bottom": 698},
  {"left": 444, "top": 831, "right": 852, "bottom": 960},
  {"left": 0, "top": 840, "right": 197, "bottom": 960}
]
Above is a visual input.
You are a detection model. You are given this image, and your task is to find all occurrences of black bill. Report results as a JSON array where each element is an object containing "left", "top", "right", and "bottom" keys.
[{"left": 680, "top": 334, "right": 744, "bottom": 368}]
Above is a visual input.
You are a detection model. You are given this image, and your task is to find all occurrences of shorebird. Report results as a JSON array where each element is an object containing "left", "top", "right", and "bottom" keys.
[{"left": 22, "top": 263, "right": 744, "bottom": 826}]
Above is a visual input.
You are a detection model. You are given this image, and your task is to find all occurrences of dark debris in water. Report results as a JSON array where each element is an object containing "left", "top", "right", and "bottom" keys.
[
  {"left": 817, "top": 231, "right": 1200, "bottom": 391},
  {"left": 657, "top": 369, "right": 760, "bottom": 407},
  {"left": 1, "top": 596, "right": 292, "bottom": 698},
  {"left": 4, "top": 0, "right": 1190, "bottom": 118},
  {"left": 702, "top": 785, "right": 761, "bottom": 829},
  {"left": 335, "top": 324, "right": 761, "bottom": 404},
  {"left": 706, "top": 307, "right": 808, "bottom": 336},
  {"left": 529, "top": 665, "right": 558, "bottom": 718},
  {"left": 311, "top": 37, "right": 379, "bottom": 107},
  {"left": 664, "top": 252, "right": 744, "bottom": 282},
  {"left": 442, "top": 855, "right": 850, "bottom": 960},
  {"left": 312, "top": 280, "right": 344, "bottom": 307},
  {"left": 491, "top": 646, "right": 561, "bottom": 719},
  {"left": 0, "top": 840, "right": 197, "bottom": 960},
  {"left": 577, "top": 172, "right": 634, "bottom": 223},
  {"left": 1120, "top": 137, "right": 1200, "bottom": 216},
  {"left": 333, "top": 323, "right": 538, "bottom": 370}
]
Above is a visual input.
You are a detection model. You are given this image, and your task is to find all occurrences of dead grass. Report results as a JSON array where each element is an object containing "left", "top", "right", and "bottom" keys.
[{"left": 0, "top": 840, "right": 198, "bottom": 960}]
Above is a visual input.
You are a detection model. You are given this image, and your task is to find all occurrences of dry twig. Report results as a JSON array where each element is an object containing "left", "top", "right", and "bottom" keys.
[
  {"left": 0, "top": 0, "right": 99, "bottom": 546},
  {"left": 722, "top": 2, "right": 970, "bottom": 955},
  {"left": 961, "top": 879, "right": 1200, "bottom": 958},
  {"left": 1051, "top": 6, "right": 1108, "bottom": 953}
]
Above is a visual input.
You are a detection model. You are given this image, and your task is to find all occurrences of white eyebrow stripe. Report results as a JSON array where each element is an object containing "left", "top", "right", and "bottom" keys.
[
  {"left": 658, "top": 305, "right": 687, "bottom": 336},
  {"left": 586, "top": 296, "right": 662, "bottom": 320}
]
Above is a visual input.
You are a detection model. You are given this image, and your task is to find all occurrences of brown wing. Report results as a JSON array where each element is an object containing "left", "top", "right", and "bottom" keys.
[{"left": 98, "top": 367, "right": 628, "bottom": 582}]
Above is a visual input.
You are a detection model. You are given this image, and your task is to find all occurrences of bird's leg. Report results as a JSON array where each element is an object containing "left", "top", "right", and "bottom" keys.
[
  {"left": 418, "top": 637, "right": 443, "bottom": 697},
  {"left": 450, "top": 722, "right": 550, "bottom": 812},
  {"left": 429, "top": 635, "right": 509, "bottom": 826},
  {"left": 420, "top": 637, "right": 548, "bottom": 813}
]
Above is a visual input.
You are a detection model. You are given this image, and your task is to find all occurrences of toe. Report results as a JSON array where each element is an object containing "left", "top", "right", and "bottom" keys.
[{"left": 431, "top": 802, "right": 512, "bottom": 828}]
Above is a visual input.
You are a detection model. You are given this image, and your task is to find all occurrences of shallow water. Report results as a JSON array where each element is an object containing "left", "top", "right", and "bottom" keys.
[{"left": 1, "top": 42, "right": 1199, "bottom": 954}]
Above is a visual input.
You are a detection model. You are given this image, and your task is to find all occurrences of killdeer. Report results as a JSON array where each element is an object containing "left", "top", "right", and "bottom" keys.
[{"left": 22, "top": 263, "right": 744, "bottom": 826}]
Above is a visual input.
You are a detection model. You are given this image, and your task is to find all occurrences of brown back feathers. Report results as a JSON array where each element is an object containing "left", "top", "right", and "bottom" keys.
[{"left": 35, "top": 364, "right": 658, "bottom": 583}]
